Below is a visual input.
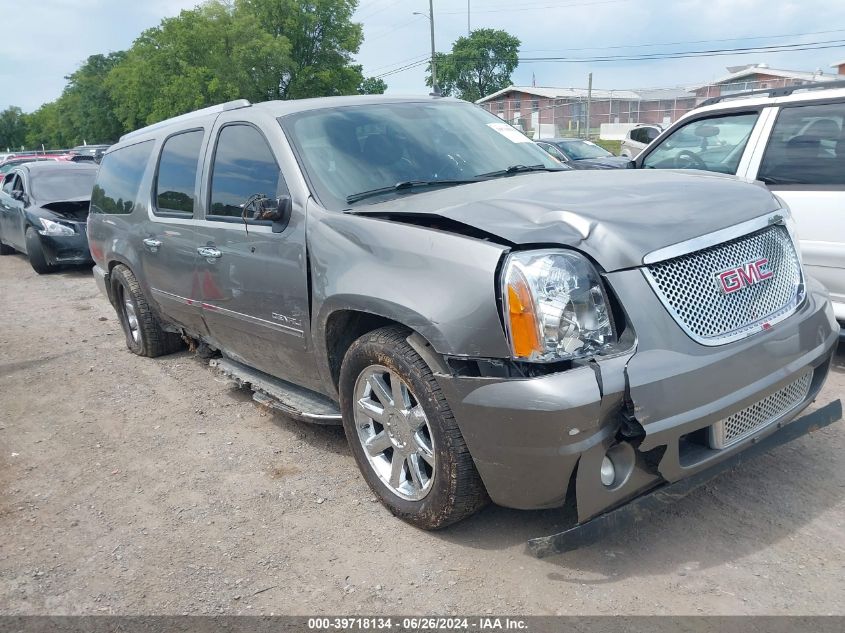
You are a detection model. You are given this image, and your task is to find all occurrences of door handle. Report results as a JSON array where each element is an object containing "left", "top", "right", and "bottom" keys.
[
  {"left": 197, "top": 246, "right": 222, "bottom": 259},
  {"left": 142, "top": 238, "right": 162, "bottom": 252}
]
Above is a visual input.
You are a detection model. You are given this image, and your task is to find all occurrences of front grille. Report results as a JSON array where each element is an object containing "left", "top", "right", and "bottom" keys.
[
  {"left": 709, "top": 370, "right": 813, "bottom": 449},
  {"left": 644, "top": 225, "right": 803, "bottom": 345}
]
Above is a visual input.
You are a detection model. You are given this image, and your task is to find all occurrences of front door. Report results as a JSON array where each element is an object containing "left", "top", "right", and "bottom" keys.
[
  {"left": 194, "top": 120, "right": 319, "bottom": 388},
  {"left": 0, "top": 172, "right": 27, "bottom": 250}
]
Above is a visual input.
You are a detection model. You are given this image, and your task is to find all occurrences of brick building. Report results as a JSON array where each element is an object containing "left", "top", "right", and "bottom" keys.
[{"left": 477, "top": 61, "right": 845, "bottom": 139}]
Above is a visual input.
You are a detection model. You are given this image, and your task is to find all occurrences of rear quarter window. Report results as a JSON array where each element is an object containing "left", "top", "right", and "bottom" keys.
[{"left": 90, "top": 140, "right": 154, "bottom": 215}]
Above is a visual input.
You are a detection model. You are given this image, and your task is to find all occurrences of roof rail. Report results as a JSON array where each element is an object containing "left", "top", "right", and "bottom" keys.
[
  {"left": 699, "top": 79, "right": 845, "bottom": 107},
  {"left": 119, "top": 99, "right": 252, "bottom": 142}
]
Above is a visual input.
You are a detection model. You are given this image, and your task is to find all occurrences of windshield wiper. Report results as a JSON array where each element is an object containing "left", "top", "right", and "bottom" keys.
[
  {"left": 346, "top": 179, "right": 482, "bottom": 204},
  {"left": 477, "top": 164, "right": 563, "bottom": 179}
]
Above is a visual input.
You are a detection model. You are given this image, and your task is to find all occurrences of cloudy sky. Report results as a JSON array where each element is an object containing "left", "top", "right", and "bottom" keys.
[{"left": 2, "top": 0, "right": 845, "bottom": 112}]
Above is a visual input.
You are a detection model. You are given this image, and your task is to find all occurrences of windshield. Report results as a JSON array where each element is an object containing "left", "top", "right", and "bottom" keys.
[
  {"left": 554, "top": 139, "right": 612, "bottom": 160},
  {"left": 281, "top": 101, "right": 562, "bottom": 209},
  {"left": 642, "top": 113, "right": 759, "bottom": 174},
  {"left": 30, "top": 170, "right": 97, "bottom": 201}
]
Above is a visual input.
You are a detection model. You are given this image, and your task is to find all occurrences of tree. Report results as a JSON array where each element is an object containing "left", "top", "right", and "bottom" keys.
[
  {"left": 58, "top": 52, "right": 127, "bottom": 144},
  {"left": 240, "top": 0, "right": 364, "bottom": 99},
  {"left": 427, "top": 29, "right": 520, "bottom": 102},
  {"left": 0, "top": 107, "right": 27, "bottom": 151},
  {"left": 358, "top": 76, "right": 387, "bottom": 94},
  {"left": 24, "top": 102, "right": 67, "bottom": 149}
]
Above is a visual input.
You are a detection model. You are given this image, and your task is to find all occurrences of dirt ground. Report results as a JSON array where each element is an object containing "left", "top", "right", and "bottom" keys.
[{"left": 1, "top": 253, "right": 844, "bottom": 616}]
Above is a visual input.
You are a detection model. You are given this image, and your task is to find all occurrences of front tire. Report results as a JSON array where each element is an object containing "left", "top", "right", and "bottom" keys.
[
  {"left": 25, "top": 227, "right": 53, "bottom": 274},
  {"left": 339, "top": 326, "right": 488, "bottom": 529},
  {"left": 110, "top": 264, "right": 183, "bottom": 357}
]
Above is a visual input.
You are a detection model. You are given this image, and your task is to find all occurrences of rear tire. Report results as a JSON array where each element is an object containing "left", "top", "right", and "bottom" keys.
[
  {"left": 25, "top": 227, "right": 53, "bottom": 274},
  {"left": 110, "top": 264, "right": 183, "bottom": 357},
  {"left": 339, "top": 325, "right": 489, "bottom": 529}
]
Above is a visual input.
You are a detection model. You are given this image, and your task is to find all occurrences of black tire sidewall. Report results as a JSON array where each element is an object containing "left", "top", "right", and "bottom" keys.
[
  {"left": 25, "top": 228, "right": 52, "bottom": 274},
  {"left": 339, "top": 332, "right": 462, "bottom": 527},
  {"left": 111, "top": 267, "right": 144, "bottom": 355}
]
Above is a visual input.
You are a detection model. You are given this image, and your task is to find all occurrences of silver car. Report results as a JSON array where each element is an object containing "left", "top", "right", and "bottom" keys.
[{"left": 87, "top": 96, "right": 840, "bottom": 547}]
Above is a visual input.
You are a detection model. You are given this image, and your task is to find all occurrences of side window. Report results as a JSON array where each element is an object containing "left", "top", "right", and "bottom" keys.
[
  {"left": 645, "top": 127, "right": 660, "bottom": 142},
  {"left": 758, "top": 102, "right": 845, "bottom": 186},
  {"left": 2, "top": 174, "right": 17, "bottom": 195},
  {"left": 208, "top": 124, "right": 284, "bottom": 221},
  {"left": 630, "top": 129, "right": 644, "bottom": 144},
  {"left": 155, "top": 129, "right": 204, "bottom": 216},
  {"left": 91, "top": 141, "right": 155, "bottom": 215},
  {"left": 642, "top": 112, "right": 759, "bottom": 174}
]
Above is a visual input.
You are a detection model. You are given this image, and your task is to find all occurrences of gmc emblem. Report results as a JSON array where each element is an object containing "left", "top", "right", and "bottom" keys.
[{"left": 715, "top": 257, "right": 774, "bottom": 294}]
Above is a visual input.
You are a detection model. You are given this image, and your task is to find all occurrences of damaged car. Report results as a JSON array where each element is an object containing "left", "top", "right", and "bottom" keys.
[
  {"left": 0, "top": 162, "right": 98, "bottom": 273},
  {"left": 87, "top": 96, "right": 841, "bottom": 549}
]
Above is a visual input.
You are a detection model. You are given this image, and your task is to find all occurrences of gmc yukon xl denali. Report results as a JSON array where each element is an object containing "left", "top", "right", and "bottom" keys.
[{"left": 87, "top": 96, "right": 841, "bottom": 550}]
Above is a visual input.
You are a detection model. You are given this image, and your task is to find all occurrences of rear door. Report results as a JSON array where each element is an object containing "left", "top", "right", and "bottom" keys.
[
  {"left": 193, "top": 114, "right": 320, "bottom": 389},
  {"left": 139, "top": 128, "right": 208, "bottom": 336},
  {"left": 747, "top": 100, "right": 845, "bottom": 312}
]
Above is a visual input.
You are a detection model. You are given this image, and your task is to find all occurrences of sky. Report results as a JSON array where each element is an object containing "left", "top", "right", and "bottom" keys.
[{"left": 2, "top": 0, "right": 845, "bottom": 112}]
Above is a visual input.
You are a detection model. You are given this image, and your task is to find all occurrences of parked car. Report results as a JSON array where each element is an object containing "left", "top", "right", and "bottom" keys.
[
  {"left": 540, "top": 137, "right": 631, "bottom": 169},
  {"left": 70, "top": 144, "right": 111, "bottom": 164},
  {"left": 633, "top": 80, "right": 845, "bottom": 332},
  {"left": 619, "top": 124, "right": 662, "bottom": 158},
  {"left": 0, "top": 154, "right": 72, "bottom": 174},
  {"left": 87, "top": 96, "right": 839, "bottom": 537},
  {"left": 0, "top": 162, "right": 98, "bottom": 273}
]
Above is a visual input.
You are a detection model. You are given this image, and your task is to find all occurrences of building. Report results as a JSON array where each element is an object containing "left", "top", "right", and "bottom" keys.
[
  {"left": 476, "top": 85, "right": 695, "bottom": 138},
  {"left": 477, "top": 60, "right": 845, "bottom": 139}
]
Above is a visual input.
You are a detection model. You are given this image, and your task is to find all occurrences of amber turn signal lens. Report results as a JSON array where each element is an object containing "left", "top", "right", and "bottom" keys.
[{"left": 506, "top": 274, "right": 542, "bottom": 358}]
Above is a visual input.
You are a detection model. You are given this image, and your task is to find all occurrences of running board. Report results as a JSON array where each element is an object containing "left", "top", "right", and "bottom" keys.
[
  {"left": 527, "top": 399, "right": 842, "bottom": 558},
  {"left": 210, "top": 357, "right": 342, "bottom": 425}
]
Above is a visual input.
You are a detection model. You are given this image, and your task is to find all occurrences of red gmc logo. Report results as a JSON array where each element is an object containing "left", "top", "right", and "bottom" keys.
[{"left": 715, "top": 258, "right": 774, "bottom": 294}]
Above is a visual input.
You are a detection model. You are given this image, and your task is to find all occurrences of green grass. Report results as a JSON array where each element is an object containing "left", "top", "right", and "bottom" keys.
[{"left": 593, "top": 139, "right": 622, "bottom": 156}]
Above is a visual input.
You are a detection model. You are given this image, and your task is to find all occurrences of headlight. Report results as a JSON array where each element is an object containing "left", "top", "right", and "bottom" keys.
[
  {"left": 502, "top": 249, "right": 615, "bottom": 362},
  {"left": 38, "top": 218, "right": 76, "bottom": 236}
]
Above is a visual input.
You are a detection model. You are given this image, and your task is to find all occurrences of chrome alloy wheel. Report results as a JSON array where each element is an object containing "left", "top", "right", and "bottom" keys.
[
  {"left": 353, "top": 364, "right": 435, "bottom": 501},
  {"left": 121, "top": 289, "right": 140, "bottom": 343}
]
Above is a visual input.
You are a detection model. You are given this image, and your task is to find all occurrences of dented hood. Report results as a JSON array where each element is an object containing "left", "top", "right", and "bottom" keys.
[{"left": 351, "top": 169, "right": 780, "bottom": 271}]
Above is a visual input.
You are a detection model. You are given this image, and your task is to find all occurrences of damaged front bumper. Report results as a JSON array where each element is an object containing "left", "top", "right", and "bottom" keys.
[{"left": 436, "top": 277, "right": 840, "bottom": 532}]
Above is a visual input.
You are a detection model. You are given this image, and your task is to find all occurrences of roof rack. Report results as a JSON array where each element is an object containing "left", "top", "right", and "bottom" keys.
[
  {"left": 699, "top": 79, "right": 845, "bottom": 107},
  {"left": 119, "top": 99, "right": 252, "bottom": 143}
]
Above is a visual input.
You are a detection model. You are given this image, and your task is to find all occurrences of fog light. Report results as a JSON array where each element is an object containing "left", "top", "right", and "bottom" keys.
[{"left": 600, "top": 455, "right": 615, "bottom": 487}]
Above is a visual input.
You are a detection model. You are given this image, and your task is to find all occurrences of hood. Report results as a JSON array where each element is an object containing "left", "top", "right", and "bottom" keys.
[
  {"left": 34, "top": 196, "right": 91, "bottom": 222},
  {"left": 569, "top": 156, "right": 631, "bottom": 170},
  {"left": 349, "top": 169, "right": 780, "bottom": 272}
]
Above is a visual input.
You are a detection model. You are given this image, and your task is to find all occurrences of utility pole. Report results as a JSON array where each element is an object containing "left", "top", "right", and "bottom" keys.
[
  {"left": 467, "top": 0, "right": 471, "bottom": 35},
  {"left": 429, "top": 0, "right": 437, "bottom": 93},
  {"left": 585, "top": 72, "right": 593, "bottom": 139}
]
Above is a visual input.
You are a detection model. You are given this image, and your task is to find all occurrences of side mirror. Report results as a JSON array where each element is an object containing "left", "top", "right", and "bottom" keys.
[{"left": 256, "top": 195, "right": 292, "bottom": 233}]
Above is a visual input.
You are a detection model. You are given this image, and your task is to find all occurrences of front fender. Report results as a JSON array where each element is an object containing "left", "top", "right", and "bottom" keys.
[{"left": 307, "top": 201, "right": 512, "bottom": 387}]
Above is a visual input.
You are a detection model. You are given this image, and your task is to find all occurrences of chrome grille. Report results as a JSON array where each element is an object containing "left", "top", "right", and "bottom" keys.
[
  {"left": 644, "top": 224, "right": 803, "bottom": 345},
  {"left": 709, "top": 370, "right": 813, "bottom": 449}
]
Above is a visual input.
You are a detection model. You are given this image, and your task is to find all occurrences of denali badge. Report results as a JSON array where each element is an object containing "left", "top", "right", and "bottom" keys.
[{"left": 715, "top": 257, "right": 774, "bottom": 294}]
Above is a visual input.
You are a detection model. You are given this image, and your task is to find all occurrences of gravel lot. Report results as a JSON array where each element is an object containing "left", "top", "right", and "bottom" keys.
[{"left": 1, "top": 253, "right": 843, "bottom": 615}]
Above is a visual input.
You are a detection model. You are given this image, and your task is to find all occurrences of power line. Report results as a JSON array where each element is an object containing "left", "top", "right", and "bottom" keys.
[
  {"left": 439, "top": 0, "right": 630, "bottom": 14},
  {"left": 370, "top": 39, "right": 845, "bottom": 79}
]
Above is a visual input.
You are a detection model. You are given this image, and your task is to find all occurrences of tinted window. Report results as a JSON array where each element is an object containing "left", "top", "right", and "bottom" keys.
[
  {"left": 642, "top": 113, "right": 758, "bottom": 174},
  {"left": 758, "top": 103, "right": 845, "bottom": 186},
  {"left": 645, "top": 127, "right": 660, "bottom": 142},
  {"left": 629, "top": 128, "right": 645, "bottom": 144},
  {"left": 209, "top": 125, "right": 281, "bottom": 219},
  {"left": 155, "top": 130, "right": 203, "bottom": 215},
  {"left": 91, "top": 141, "right": 154, "bottom": 215},
  {"left": 2, "top": 173, "right": 17, "bottom": 194}
]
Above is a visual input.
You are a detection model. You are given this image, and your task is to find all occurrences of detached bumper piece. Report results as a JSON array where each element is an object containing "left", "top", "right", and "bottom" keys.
[{"left": 527, "top": 399, "right": 842, "bottom": 558}]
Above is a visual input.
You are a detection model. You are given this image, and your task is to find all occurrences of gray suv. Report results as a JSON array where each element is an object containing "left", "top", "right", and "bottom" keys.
[{"left": 88, "top": 96, "right": 840, "bottom": 539}]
